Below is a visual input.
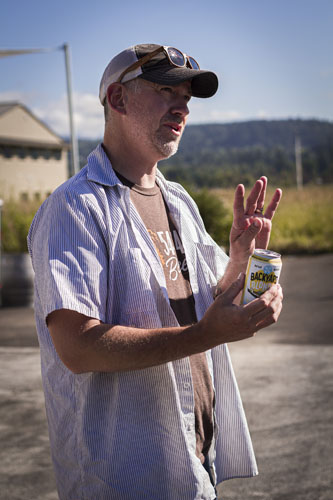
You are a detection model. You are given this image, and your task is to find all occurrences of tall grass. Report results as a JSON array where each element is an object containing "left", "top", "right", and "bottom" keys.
[
  {"left": 1, "top": 185, "right": 332, "bottom": 255},
  {"left": 269, "top": 185, "right": 333, "bottom": 254},
  {"left": 213, "top": 185, "right": 333, "bottom": 254}
]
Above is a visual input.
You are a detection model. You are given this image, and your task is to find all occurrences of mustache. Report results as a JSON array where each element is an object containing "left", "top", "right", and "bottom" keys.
[{"left": 161, "top": 116, "right": 183, "bottom": 126}]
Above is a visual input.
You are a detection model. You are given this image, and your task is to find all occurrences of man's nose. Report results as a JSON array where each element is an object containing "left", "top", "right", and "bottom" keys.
[{"left": 170, "top": 98, "right": 190, "bottom": 118}]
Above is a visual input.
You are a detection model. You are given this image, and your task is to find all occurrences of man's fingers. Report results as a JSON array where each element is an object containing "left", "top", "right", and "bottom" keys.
[
  {"left": 243, "top": 284, "right": 283, "bottom": 315},
  {"left": 235, "top": 217, "right": 263, "bottom": 247},
  {"left": 256, "top": 176, "right": 267, "bottom": 210},
  {"left": 248, "top": 289, "right": 283, "bottom": 330},
  {"left": 245, "top": 179, "right": 263, "bottom": 215},
  {"left": 232, "top": 180, "right": 282, "bottom": 231},
  {"left": 233, "top": 184, "right": 246, "bottom": 227},
  {"left": 264, "top": 188, "right": 282, "bottom": 220}
]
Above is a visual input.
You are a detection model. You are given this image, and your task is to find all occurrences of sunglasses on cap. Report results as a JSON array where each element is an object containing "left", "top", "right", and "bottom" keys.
[{"left": 116, "top": 45, "right": 200, "bottom": 83}]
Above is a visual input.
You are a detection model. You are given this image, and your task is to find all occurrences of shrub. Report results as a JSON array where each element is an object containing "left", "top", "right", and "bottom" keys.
[
  {"left": 189, "top": 188, "right": 232, "bottom": 247},
  {"left": 1, "top": 199, "right": 40, "bottom": 253}
]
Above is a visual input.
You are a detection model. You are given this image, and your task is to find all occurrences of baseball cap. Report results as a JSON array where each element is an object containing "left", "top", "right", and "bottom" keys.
[{"left": 99, "top": 43, "right": 219, "bottom": 104}]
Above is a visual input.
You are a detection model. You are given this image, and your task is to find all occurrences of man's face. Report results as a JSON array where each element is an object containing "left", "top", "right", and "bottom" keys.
[{"left": 124, "top": 79, "right": 192, "bottom": 161}]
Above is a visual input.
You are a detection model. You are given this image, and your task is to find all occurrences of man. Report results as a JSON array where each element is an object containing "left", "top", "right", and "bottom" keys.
[{"left": 28, "top": 44, "right": 283, "bottom": 499}]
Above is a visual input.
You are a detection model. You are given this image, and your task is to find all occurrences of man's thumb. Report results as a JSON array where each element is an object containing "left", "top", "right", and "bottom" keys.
[
  {"left": 219, "top": 273, "right": 245, "bottom": 304},
  {"left": 236, "top": 218, "right": 262, "bottom": 248}
]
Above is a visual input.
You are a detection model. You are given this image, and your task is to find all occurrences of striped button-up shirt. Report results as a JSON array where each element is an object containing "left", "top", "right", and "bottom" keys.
[{"left": 28, "top": 144, "right": 257, "bottom": 500}]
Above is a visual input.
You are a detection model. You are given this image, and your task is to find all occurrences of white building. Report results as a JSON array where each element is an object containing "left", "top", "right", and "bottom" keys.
[{"left": 0, "top": 102, "right": 69, "bottom": 201}]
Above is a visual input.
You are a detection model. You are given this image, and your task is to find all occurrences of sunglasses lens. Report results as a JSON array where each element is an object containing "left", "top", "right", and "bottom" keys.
[
  {"left": 167, "top": 47, "right": 186, "bottom": 67},
  {"left": 188, "top": 57, "right": 200, "bottom": 70}
]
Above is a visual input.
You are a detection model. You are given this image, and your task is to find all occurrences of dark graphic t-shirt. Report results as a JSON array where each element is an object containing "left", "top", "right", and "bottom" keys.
[{"left": 116, "top": 173, "right": 215, "bottom": 463}]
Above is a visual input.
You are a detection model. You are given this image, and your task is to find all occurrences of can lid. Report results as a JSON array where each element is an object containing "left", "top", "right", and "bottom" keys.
[{"left": 253, "top": 249, "right": 281, "bottom": 259}]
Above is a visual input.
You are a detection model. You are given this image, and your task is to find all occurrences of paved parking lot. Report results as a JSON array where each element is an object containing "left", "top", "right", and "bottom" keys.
[{"left": 0, "top": 255, "right": 332, "bottom": 499}]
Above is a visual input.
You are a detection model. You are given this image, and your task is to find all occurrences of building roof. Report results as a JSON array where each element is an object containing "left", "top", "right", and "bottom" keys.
[
  {"left": 0, "top": 101, "right": 68, "bottom": 148},
  {"left": 0, "top": 102, "right": 18, "bottom": 117}
]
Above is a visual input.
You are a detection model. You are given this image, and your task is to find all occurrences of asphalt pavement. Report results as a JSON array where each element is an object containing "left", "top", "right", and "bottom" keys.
[{"left": 0, "top": 254, "right": 332, "bottom": 500}]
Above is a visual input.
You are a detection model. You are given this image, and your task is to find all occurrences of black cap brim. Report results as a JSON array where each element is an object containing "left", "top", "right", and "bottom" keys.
[{"left": 139, "top": 65, "right": 218, "bottom": 98}]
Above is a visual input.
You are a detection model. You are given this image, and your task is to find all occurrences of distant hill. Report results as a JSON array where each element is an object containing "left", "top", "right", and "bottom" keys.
[
  {"left": 78, "top": 119, "right": 333, "bottom": 187},
  {"left": 178, "top": 119, "right": 333, "bottom": 151}
]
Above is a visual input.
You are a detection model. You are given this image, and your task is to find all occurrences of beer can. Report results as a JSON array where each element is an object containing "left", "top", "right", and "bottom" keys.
[{"left": 241, "top": 249, "right": 282, "bottom": 304}]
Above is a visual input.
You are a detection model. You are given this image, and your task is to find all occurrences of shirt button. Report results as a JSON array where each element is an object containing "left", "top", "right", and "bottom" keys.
[{"left": 184, "top": 382, "right": 191, "bottom": 390}]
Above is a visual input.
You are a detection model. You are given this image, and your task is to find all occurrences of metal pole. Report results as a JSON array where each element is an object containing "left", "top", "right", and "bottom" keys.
[{"left": 63, "top": 43, "right": 80, "bottom": 176}]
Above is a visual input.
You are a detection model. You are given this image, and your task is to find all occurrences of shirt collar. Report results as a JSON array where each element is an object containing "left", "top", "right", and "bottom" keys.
[
  {"left": 86, "top": 143, "right": 170, "bottom": 192},
  {"left": 86, "top": 144, "right": 122, "bottom": 187}
]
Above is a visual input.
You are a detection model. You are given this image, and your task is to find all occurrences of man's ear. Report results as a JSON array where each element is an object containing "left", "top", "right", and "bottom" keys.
[{"left": 106, "top": 83, "right": 127, "bottom": 115}]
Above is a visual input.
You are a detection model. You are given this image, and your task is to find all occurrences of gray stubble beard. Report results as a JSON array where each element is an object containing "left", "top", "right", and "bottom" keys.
[{"left": 152, "top": 130, "right": 181, "bottom": 159}]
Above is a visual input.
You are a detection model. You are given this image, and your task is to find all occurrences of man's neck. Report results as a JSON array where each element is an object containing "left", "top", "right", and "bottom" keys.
[{"left": 102, "top": 141, "right": 158, "bottom": 189}]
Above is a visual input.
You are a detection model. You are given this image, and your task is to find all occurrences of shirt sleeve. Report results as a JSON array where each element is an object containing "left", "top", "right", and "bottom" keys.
[{"left": 29, "top": 186, "right": 109, "bottom": 323}]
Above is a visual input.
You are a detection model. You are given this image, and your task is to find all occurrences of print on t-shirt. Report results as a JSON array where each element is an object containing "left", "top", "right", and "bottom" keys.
[{"left": 148, "top": 229, "right": 188, "bottom": 282}]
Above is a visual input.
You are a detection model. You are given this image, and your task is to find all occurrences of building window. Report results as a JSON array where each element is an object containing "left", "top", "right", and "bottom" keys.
[
  {"left": 0, "top": 145, "right": 16, "bottom": 158},
  {"left": 20, "top": 192, "right": 29, "bottom": 202},
  {"left": 31, "top": 148, "right": 42, "bottom": 159},
  {"left": 41, "top": 149, "right": 51, "bottom": 159},
  {"left": 17, "top": 147, "right": 27, "bottom": 158},
  {"left": 0, "top": 145, "right": 63, "bottom": 159}
]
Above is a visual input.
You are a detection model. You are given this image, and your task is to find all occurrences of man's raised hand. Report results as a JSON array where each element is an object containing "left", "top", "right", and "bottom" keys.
[{"left": 229, "top": 176, "right": 282, "bottom": 263}]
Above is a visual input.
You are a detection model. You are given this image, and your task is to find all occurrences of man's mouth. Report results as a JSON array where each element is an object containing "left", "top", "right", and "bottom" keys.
[{"left": 163, "top": 122, "right": 182, "bottom": 136}]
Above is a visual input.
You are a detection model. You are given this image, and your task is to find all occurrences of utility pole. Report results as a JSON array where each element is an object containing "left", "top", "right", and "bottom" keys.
[{"left": 295, "top": 136, "right": 303, "bottom": 190}]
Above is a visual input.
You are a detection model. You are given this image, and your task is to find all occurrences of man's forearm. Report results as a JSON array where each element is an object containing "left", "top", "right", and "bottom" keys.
[
  {"left": 48, "top": 309, "right": 211, "bottom": 374},
  {"left": 75, "top": 322, "right": 211, "bottom": 373},
  {"left": 48, "top": 275, "right": 283, "bottom": 375}
]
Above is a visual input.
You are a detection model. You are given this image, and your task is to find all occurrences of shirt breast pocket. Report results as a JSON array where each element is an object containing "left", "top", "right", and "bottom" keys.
[{"left": 114, "top": 248, "right": 162, "bottom": 328}]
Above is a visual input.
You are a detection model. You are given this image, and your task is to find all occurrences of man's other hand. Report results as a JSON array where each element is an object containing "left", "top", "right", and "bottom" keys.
[{"left": 199, "top": 273, "right": 283, "bottom": 346}]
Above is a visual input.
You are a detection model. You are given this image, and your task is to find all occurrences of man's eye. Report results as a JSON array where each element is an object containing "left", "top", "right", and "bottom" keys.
[{"left": 161, "top": 87, "right": 173, "bottom": 93}]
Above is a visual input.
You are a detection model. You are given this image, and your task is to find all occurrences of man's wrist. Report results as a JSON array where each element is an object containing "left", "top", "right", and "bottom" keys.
[{"left": 228, "top": 254, "right": 250, "bottom": 268}]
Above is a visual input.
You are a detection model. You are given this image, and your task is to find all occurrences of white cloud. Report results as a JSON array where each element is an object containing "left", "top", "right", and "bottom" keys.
[
  {"left": 30, "top": 92, "right": 245, "bottom": 137},
  {"left": 256, "top": 109, "right": 269, "bottom": 119},
  {"left": 188, "top": 108, "right": 243, "bottom": 124},
  {"left": 33, "top": 92, "right": 104, "bottom": 139},
  {"left": 73, "top": 93, "right": 105, "bottom": 138},
  {"left": 187, "top": 99, "right": 243, "bottom": 124},
  {"left": 211, "top": 109, "right": 243, "bottom": 121},
  {"left": 0, "top": 89, "right": 104, "bottom": 138}
]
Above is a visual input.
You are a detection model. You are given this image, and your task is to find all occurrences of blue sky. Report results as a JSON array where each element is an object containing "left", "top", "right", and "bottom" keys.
[{"left": 1, "top": 0, "right": 332, "bottom": 138}]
